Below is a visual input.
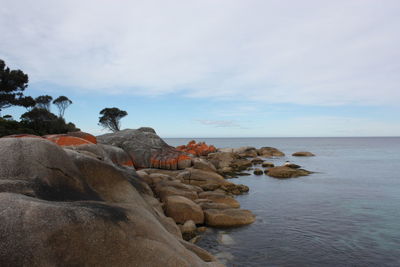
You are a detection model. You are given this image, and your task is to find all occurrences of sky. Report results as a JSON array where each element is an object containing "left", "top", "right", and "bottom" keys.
[{"left": 1, "top": 0, "right": 399, "bottom": 137}]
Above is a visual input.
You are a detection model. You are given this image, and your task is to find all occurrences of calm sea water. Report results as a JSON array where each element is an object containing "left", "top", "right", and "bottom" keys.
[{"left": 165, "top": 137, "right": 400, "bottom": 267}]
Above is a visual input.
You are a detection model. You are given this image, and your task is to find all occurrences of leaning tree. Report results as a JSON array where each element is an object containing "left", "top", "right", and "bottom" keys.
[
  {"left": 98, "top": 107, "right": 127, "bottom": 132},
  {"left": 53, "top": 96, "right": 72, "bottom": 118}
]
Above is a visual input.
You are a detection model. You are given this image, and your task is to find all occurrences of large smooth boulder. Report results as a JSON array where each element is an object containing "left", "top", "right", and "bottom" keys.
[
  {"left": 164, "top": 196, "right": 204, "bottom": 224},
  {"left": 266, "top": 166, "right": 312, "bottom": 178},
  {"left": 204, "top": 209, "right": 256, "bottom": 227},
  {"left": 198, "top": 192, "right": 240, "bottom": 208},
  {"left": 65, "top": 143, "right": 135, "bottom": 168},
  {"left": 0, "top": 137, "right": 98, "bottom": 201},
  {"left": 192, "top": 158, "right": 217, "bottom": 172},
  {"left": 257, "top": 147, "right": 285, "bottom": 157},
  {"left": 178, "top": 168, "right": 230, "bottom": 187},
  {"left": 97, "top": 128, "right": 192, "bottom": 170},
  {"left": 292, "top": 151, "right": 315, "bottom": 157},
  {"left": 0, "top": 193, "right": 219, "bottom": 266}
]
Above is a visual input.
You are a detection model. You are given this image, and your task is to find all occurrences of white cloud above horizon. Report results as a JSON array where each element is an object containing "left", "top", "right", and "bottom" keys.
[{"left": 1, "top": 0, "right": 400, "bottom": 106}]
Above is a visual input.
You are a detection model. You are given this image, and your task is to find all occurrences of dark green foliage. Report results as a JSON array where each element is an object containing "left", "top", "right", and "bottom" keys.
[
  {"left": 0, "top": 109, "right": 79, "bottom": 137},
  {"left": 19, "top": 96, "right": 36, "bottom": 111},
  {"left": 0, "top": 59, "right": 30, "bottom": 114},
  {"left": 98, "top": 107, "right": 127, "bottom": 132},
  {"left": 35, "top": 95, "right": 53, "bottom": 111},
  {"left": 53, "top": 96, "right": 72, "bottom": 118}
]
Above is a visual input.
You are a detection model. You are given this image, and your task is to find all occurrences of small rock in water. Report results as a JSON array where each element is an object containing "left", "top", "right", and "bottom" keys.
[
  {"left": 262, "top": 162, "right": 274, "bottom": 168},
  {"left": 253, "top": 168, "right": 263, "bottom": 175}
]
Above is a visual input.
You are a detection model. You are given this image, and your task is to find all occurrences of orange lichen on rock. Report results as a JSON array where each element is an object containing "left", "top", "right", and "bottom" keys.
[
  {"left": 67, "top": 131, "right": 97, "bottom": 144},
  {"left": 45, "top": 135, "right": 93, "bottom": 147},
  {"left": 150, "top": 152, "right": 192, "bottom": 170},
  {"left": 121, "top": 160, "right": 135, "bottom": 167},
  {"left": 176, "top": 140, "right": 217, "bottom": 157}
]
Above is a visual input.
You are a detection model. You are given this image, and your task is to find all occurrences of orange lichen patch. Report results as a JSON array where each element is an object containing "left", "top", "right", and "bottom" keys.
[
  {"left": 150, "top": 152, "right": 192, "bottom": 170},
  {"left": 1, "top": 134, "right": 44, "bottom": 139},
  {"left": 67, "top": 131, "right": 97, "bottom": 144},
  {"left": 121, "top": 160, "right": 135, "bottom": 167},
  {"left": 176, "top": 141, "right": 217, "bottom": 157},
  {"left": 45, "top": 135, "right": 93, "bottom": 147}
]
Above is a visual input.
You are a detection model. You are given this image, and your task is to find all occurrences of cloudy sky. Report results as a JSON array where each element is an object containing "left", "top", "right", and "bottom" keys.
[{"left": 1, "top": 0, "right": 399, "bottom": 137}]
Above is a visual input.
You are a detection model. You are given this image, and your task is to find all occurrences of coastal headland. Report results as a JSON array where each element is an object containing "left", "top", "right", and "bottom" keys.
[{"left": 0, "top": 127, "right": 312, "bottom": 266}]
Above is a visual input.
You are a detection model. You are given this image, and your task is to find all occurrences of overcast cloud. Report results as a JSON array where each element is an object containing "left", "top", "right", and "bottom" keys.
[{"left": 1, "top": 0, "right": 399, "bottom": 106}]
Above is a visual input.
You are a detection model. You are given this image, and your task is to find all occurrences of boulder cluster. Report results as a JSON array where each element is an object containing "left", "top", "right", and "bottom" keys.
[
  {"left": 0, "top": 128, "right": 261, "bottom": 266},
  {"left": 177, "top": 140, "right": 217, "bottom": 157}
]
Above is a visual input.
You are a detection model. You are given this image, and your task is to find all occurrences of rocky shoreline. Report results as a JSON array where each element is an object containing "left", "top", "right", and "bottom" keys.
[{"left": 0, "top": 127, "right": 313, "bottom": 266}]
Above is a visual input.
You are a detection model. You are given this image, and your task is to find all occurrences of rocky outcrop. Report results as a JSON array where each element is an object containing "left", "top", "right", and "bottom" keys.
[
  {"left": 266, "top": 166, "right": 312, "bottom": 178},
  {"left": 177, "top": 140, "right": 217, "bottom": 157},
  {"left": 0, "top": 137, "right": 222, "bottom": 266},
  {"left": 257, "top": 147, "right": 285, "bottom": 157},
  {"left": 292, "top": 151, "right": 315, "bottom": 157},
  {"left": 97, "top": 128, "right": 192, "bottom": 170}
]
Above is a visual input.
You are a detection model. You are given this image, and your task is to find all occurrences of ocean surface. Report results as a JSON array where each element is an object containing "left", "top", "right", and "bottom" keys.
[{"left": 165, "top": 137, "right": 400, "bottom": 267}]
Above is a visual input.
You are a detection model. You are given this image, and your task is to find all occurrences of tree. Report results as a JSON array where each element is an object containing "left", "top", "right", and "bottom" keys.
[
  {"left": 19, "top": 96, "right": 36, "bottom": 111},
  {"left": 35, "top": 95, "right": 53, "bottom": 111},
  {"left": 98, "top": 107, "right": 127, "bottom": 132},
  {"left": 0, "top": 59, "right": 29, "bottom": 115},
  {"left": 53, "top": 96, "right": 72, "bottom": 118}
]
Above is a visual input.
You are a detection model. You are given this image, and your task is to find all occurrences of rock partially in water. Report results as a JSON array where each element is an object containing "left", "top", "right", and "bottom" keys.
[
  {"left": 204, "top": 209, "right": 256, "bottom": 227},
  {"left": 257, "top": 147, "right": 285, "bottom": 157},
  {"left": 292, "top": 151, "right": 315, "bottom": 157},
  {"left": 262, "top": 162, "right": 275, "bottom": 168},
  {"left": 253, "top": 168, "right": 264, "bottom": 175},
  {"left": 267, "top": 166, "right": 312, "bottom": 178},
  {"left": 251, "top": 157, "right": 264, "bottom": 164}
]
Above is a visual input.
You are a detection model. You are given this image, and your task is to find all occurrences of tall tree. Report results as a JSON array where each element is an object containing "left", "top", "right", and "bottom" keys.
[
  {"left": 98, "top": 107, "right": 127, "bottom": 132},
  {"left": 0, "top": 59, "right": 29, "bottom": 115},
  {"left": 53, "top": 96, "right": 72, "bottom": 118},
  {"left": 35, "top": 95, "right": 53, "bottom": 111}
]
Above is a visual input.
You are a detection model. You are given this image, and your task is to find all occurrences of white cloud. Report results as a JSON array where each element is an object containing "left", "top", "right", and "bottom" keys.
[
  {"left": 197, "top": 119, "right": 240, "bottom": 128},
  {"left": 1, "top": 0, "right": 399, "bottom": 105}
]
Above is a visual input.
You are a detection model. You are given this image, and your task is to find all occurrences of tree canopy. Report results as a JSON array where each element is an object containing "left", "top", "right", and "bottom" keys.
[
  {"left": 53, "top": 96, "right": 72, "bottom": 118},
  {"left": 35, "top": 95, "right": 53, "bottom": 111},
  {"left": 0, "top": 59, "right": 30, "bottom": 114},
  {"left": 98, "top": 107, "right": 127, "bottom": 132}
]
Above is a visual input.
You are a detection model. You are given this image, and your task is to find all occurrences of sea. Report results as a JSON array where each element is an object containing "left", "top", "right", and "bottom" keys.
[{"left": 165, "top": 137, "right": 400, "bottom": 267}]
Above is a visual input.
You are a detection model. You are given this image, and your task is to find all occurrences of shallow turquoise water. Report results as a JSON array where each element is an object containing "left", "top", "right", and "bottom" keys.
[{"left": 165, "top": 137, "right": 400, "bottom": 267}]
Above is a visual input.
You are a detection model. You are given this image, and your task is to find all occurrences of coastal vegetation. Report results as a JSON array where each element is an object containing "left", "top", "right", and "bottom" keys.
[{"left": 0, "top": 59, "right": 78, "bottom": 137}]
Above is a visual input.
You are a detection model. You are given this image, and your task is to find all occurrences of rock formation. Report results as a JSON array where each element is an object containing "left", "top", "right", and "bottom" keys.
[
  {"left": 97, "top": 127, "right": 192, "bottom": 170},
  {"left": 0, "top": 137, "right": 222, "bottom": 266}
]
